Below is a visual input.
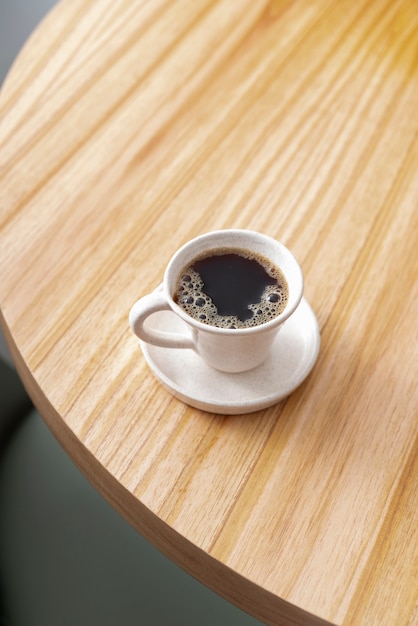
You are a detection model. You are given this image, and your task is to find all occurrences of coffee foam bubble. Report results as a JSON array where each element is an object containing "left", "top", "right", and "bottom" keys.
[{"left": 174, "top": 252, "right": 288, "bottom": 329}]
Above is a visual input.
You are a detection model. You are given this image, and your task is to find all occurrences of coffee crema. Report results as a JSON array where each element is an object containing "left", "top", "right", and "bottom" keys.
[{"left": 173, "top": 247, "right": 288, "bottom": 329}]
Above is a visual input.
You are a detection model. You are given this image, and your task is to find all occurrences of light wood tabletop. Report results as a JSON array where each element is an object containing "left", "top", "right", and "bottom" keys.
[{"left": 0, "top": 1, "right": 417, "bottom": 624}]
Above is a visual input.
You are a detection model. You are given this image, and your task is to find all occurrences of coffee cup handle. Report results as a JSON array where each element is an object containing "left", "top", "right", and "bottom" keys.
[{"left": 129, "top": 292, "right": 194, "bottom": 349}]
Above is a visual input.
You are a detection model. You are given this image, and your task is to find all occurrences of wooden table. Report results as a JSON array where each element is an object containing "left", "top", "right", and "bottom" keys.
[{"left": 1, "top": 1, "right": 417, "bottom": 624}]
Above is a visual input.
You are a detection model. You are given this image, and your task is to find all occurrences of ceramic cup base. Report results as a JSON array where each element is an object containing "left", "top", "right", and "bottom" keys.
[{"left": 139, "top": 291, "right": 320, "bottom": 414}]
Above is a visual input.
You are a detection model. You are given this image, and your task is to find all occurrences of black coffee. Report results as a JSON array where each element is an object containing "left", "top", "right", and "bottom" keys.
[{"left": 174, "top": 247, "right": 288, "bottom": 329}]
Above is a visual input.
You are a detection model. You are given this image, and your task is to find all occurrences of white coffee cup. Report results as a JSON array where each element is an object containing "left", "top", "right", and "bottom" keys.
[{"left": 129, "top": 229, "right": 303, "bottom": 373}]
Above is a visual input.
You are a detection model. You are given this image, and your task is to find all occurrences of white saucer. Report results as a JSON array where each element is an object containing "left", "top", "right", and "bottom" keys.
[{"left": 139, "top": 297, "right": 320, "bottom": 414}]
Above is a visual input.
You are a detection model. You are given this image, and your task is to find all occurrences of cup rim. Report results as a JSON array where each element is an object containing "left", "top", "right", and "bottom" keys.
[{"left": 163, "top": 229, "right": 304, "bottom": 336}]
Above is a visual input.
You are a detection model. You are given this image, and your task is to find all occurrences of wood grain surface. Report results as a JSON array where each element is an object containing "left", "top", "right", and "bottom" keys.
[{"left": 0, "top": 1, "right": 417, "bottom": 624}]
